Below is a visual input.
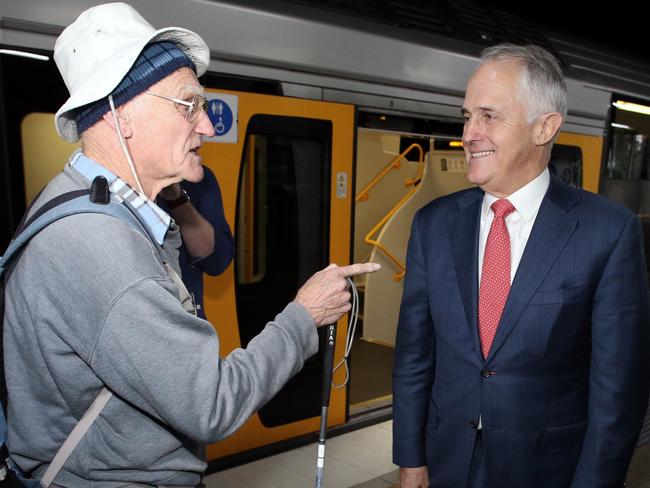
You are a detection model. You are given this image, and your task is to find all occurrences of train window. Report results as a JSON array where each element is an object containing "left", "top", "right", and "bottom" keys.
[
  {"left": 0, "top": 49, "right": 69, "bottom": 252},
  {"left": 549, "top": 144, "right": 582, "bottom": 188},
  {"left": 606, "top": 98, "right": 650, "bottom": 181},
  {"left": 235, "top": 114, "right": 332, "bottom": 427},
  {"left": 601, "top": 96, "right": 650, "bottom": 215},
  {"left": 607, "top": 128, "right": 649, "bottom": 180}
]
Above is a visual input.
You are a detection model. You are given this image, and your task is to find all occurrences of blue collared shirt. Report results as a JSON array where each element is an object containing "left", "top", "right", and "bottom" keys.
[{"left": 69, "top": 150, "right": 171, "bottom": 245}]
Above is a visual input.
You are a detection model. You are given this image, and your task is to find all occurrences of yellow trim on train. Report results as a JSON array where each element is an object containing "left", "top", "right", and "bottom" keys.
[{"left": 199, "top": 89, "right": 355, "bottom": 460}]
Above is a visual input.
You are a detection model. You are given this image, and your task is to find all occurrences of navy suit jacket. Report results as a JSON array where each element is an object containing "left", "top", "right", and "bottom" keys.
[{"left": 393, "top": 175, "right": 650, "bottom": 488}]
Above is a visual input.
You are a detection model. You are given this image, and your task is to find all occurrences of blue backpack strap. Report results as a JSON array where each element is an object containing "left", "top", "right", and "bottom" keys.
[{"left": 1, "top": 195, "right": 147, "bottom": 276}]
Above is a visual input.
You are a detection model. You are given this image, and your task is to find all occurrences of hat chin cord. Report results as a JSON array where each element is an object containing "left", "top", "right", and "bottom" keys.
[{"left": 108, "top": 94, "right": 146, "bottom": 197}]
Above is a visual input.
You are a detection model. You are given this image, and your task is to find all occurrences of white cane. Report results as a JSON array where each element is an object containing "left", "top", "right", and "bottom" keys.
[{"left": 314, "top": 278, "right": 359, "bottom": 488}]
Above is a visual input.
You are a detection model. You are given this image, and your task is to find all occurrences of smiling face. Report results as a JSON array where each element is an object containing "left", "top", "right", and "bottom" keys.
[
  {"left": 128, "top": 67, "right": 215, "bottom": 197},
  {"left": 461, "top": 59, "right": 547, "bottom": 197}
]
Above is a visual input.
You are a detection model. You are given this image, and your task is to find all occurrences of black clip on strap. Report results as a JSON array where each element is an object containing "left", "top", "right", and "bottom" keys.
[{"left": 90, "top": 176, "right": 110, "bottom": 204}]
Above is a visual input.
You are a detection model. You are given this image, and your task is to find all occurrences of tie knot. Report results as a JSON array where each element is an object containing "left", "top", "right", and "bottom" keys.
[{"left": 491, "top": 199, "right": 515, "bottom": 219}]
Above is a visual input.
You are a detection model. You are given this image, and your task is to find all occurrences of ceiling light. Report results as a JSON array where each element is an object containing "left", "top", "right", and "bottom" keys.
[
  {"left": 613, "top": 100, "right": 650, "bottom": 116},
  {"left": 611, "top": 123, "right": 631, "bottom": 129},
  {"left": 0, "top": 49, "right": 49, "bottom": 61}
]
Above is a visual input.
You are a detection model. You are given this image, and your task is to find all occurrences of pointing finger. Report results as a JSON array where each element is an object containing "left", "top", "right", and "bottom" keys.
[{"left": 338, "top": 262, "right": 381, "bottom": 278}]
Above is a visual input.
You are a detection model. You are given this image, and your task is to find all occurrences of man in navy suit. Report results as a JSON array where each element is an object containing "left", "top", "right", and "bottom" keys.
[{"left": 393, "top": 43, "right": 650, "bottom": 488}]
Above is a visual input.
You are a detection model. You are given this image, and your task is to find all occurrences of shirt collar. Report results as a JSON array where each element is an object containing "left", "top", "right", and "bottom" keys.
[
  {"left": 69, "top": 150, "right": 171, "bottom": 245},
  {"left": 482, "top": 168, "right": 550, "bottom": 221}
]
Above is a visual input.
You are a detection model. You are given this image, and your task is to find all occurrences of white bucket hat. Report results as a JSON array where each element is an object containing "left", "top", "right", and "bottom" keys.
[{"left": 54, "top": 2, "right": 210, "bottom": 142}]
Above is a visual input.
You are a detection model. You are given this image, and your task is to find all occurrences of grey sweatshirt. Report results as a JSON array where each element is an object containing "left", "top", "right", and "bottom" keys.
[{"left": 4, "top": 162, "right": 318, "bottom": 487}]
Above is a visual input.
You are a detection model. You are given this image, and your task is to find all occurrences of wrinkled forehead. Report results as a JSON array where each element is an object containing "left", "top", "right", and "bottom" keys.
[
  {"left": 151, "top": 66, "right": 204, "bottom": 96},
  {"left": 464, "top": 60, "right": 524, "bottom": 106},
  {"left": 469, "top": 59, "right": 523, "bottom": 91}
]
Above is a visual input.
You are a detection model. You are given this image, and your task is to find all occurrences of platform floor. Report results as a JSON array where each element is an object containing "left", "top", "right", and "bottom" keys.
[
  {"left": 204, "top": 420, "right": 396, "bottom": 488},
  {"left": 204, "top": 420, "right": 650, "bottom": 487}
]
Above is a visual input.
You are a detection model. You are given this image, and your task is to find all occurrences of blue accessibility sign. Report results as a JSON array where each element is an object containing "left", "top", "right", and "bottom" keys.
[{"left": 207, "top": 98, "right": 234, "bottom": 136}]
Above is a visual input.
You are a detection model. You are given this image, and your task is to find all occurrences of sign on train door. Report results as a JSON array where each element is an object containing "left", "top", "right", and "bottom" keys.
[{"left": 198, "top": 89, "right": 355, "bottom": 461}]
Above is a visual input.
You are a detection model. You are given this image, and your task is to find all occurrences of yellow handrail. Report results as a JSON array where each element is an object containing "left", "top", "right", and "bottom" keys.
[
  {"left": 355, "top": 143, "right": 424, "bottom": 202},
  {"left": 361, "top": 143, "right": 425, "bottom": 280}
]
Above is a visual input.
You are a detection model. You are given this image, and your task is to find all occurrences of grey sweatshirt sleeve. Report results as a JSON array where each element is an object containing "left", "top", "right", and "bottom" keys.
[
  {"left": 5, "top": 175, "right": 319, "bottom": 481},
  {"left": 13, "top": 210, "right": 319, "bottom": 446},
  {"left": 91, "top": 278, "right": 318, "bottom": 443}
]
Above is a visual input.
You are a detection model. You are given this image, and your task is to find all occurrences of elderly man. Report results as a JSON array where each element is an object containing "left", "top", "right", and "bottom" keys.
[
  {"left": 393, "top": 44, "right": 650, "bottom": 487},
  {"left": 3, "top": 3, "right": 378, "bottom": 487}
]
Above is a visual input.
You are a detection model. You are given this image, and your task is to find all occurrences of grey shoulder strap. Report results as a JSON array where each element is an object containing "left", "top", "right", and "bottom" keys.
[
  {"left": 164, "top": 263, "right": 197, "bottom": 316},
  {"left": 40, "top": 388, "right": 112, "bottom": 488}
]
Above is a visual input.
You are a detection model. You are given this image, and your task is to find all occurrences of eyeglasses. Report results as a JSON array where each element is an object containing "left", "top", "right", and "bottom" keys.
[{"left": 145, "top": 91, "right": 208, "bottom": 122}]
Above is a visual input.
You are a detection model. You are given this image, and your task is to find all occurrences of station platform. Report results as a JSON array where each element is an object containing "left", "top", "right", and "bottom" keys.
[
  {"left": 204, "top": 420, "right": 396, "bottom": 487},
  {"left": 204, "top": 420, "right": 650, "bottom": 487}
]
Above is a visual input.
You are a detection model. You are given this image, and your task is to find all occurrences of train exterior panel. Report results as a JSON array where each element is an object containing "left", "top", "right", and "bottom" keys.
[{"left": 200, "top": 89, "right": 355, "bottom": 460}]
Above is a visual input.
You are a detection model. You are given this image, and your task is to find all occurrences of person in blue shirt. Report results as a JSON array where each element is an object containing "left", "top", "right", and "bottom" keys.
[{"left": 159, "top": 165, "right": 235, "bottom": 319}]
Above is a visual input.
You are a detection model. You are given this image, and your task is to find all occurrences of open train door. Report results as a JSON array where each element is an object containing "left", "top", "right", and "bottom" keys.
[{"left": 198, "top": 89, "right": 355, "bottom": 463}]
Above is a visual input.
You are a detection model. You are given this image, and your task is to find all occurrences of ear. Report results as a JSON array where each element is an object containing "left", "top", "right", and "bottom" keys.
[
  {"left": 101, "top": 108, "right": 132, "bottom": 138},
  {"left": 534, "top": 112, "right": 563, "bottom": 146}
]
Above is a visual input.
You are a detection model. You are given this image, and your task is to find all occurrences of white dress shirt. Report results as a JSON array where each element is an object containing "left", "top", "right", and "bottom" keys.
[
  {"left": 476, "top": 168, "right": 549, "bottom": 430},
  {"left": 478, "top": 168, "right": 550, "bottom": 284}
]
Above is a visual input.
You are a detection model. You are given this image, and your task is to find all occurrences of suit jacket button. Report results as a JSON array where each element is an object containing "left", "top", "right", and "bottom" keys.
[{"left": 480, "top": 368, "right": 491, "bottom": 378}]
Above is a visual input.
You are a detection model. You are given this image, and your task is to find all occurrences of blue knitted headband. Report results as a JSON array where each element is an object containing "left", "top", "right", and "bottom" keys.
[{"left": 75, "top": 41, "right": 196, "bottom": 134}]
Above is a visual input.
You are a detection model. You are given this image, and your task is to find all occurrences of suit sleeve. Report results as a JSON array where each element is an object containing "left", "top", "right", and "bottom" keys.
[
  {"left": 184, "top": 168, "right": 235, "bottom": 276},
  {"left": 393, "top": 211, "right": 436, "bottom": 467},
  {"left": 571, "top": 214, "right": 650, "bottom": 487}
]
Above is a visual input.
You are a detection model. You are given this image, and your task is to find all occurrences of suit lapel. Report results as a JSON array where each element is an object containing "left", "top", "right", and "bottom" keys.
[
  {"left": 486, "top": 175, "right": 579, "bottom": 362},
  {"left": 448, "top": 188, "right": 484, "bottom": 361}
]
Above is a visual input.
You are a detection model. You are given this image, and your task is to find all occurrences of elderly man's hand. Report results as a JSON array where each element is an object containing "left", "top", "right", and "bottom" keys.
[{"left": 295, "top": 262, "right": 380, "bottom": 326}]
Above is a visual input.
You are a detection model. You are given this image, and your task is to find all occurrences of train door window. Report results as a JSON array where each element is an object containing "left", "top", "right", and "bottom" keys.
[
  {"left": 235, "top": 114, "right": 332, "bottom": 427},
  {"left": 601, "top": 96, "right": 650, "bottom": 213},
  {"left": 549, "top": 144, "right": 582, "bottom": 188},
  {"left": 0, "top": 49, "right": 70, "bottom": 252},
  {"left": 605, "top": 97, "right": 650, "bottom": 182}
]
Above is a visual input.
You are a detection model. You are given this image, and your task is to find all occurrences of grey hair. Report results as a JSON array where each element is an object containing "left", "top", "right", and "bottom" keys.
[{"left": 479, "top": 44, "right": 567, "bottom": 122}]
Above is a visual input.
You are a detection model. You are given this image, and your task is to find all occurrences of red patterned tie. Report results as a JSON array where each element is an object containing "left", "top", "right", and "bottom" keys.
[{"left": 479, "top": 198, "right": 516, "bottom": 358}]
